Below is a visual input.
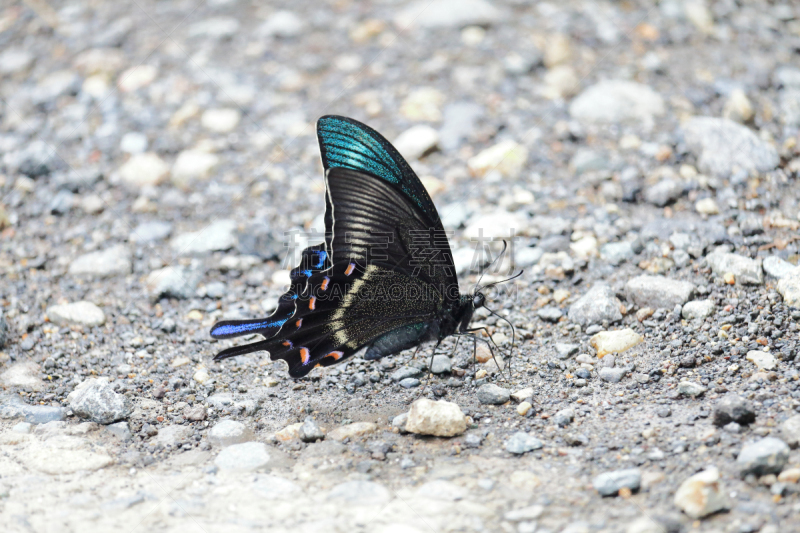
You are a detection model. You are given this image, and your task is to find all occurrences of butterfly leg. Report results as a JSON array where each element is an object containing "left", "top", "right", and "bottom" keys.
[{"left": 462, "top": 327, "right": 509, "bottom": 381}]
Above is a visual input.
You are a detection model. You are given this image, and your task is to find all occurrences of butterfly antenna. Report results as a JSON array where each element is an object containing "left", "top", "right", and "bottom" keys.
[
  {"left": 472, "top": 240, "right": 508, "bottom": 295},
  {"left": 477, "top": 269, "right": 524, "bottom": 293}
]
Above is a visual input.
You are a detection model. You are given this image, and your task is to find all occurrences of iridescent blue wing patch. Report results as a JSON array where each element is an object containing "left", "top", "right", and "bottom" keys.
[{"left": 317, "top": 115, "right": 441, "bottom": 226}]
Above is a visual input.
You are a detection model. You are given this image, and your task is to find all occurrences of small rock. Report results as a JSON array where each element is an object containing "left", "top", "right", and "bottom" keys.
[
  {"left": 395, "top": 0, "right": 502, "bottom": 29},
  {"left": 682, "top": 117, "right": 779, "bottom": 178},
  {"left": 405, "top": 399, "right": 467, "bottom": 437},
  {"left": 328, "top": 422, "right": 377, "bottom": 442},
  {"left": 300, "top": 417, "right": 325, "bottom": 442},
  {"left": 517, "top": 402, "right": 532, "bottom": 416},
  {"left": 214, "top": 442, "right": 272, "bottom": 471},
  {"left": 780, "top": 415, "right": 800, "bottom": 449},
  {"left": 746, "top": 350, "right": 777, "bottom": 371},
  {"left": 706, "top": 253, "right": 763, "bottom": 285},
  {"left": 537, "top": 306, "right": 563, "bottom": 322},
  {"left": 695, "top": 197, "right": 720, "bottom": 215},
  {"left": 505, "top": 432, "right": 543, "bottom": 454},
  {"left": 554, "top": 343, "right": 579, "bottom": 360},
  {"left": 120, "top": 132, "right": 148, "bottom": 154},
  {"left": 625, "top": 275, "right": 695, "bottom": 309},
  {"left": 69, "top": 245, "right": 132, "bottom": 279},
  {"left": 429, "top": 355, "right": 452, "bottom": 374},
  {"left": 171, "top": 150, "right": 219, "bottom": 189},
  {"left": 568, "top": 283, "right": 623, "bottom": 326},
  {"left": 737, "top": 437, "right": 790, "bottom": 477},
  {"left": 208, "top": 420, "right": 254, "bottom": 447},
  {"left": 713, "top": 394, "right": 756, "bottom": 427},
  {"left": 106, "top": 421, "right": 132, "bottom": 441},
  {"left": 145, "top": 266, "right": 202, "bottom": 301},
  {"left": 681, "top": 300, "right": 715, "bottom": 320},
  {"left": 598, "top": 367, "right": 628, "bottom": 383},
  {"left": 590, "top": 329, "right": 643, "bottom": 357},
  {"left": 201, "top": 108, "right": 241, "bottom": 133},
  {"left": 467, "top": 140, "right": 528, "bottom": 179},
  {"left": 258, "top": 10, "right": 305, "bottom": 38},
  {"left": 0, "top": 362, "right": 43, "bottom": 391},
  {"left": 570, "top": 80, "right": 665, "bottom": 124},
  {"left": 130, "top": 221, "right": 172, "bottom": 243},
  {"left": 391, "top": 366, "right": 424, "bottom": 382},
  {"left": 644, "top": 179, "right": 683, "bottom": 207},
  {"left": 600, "top": 241, "right": 634, "bottom": 265},
  {"left": 504, "top": 505, "right": 544, "bottom": 522},
  {"left": 593, "top": 468, "right": 641, "bottom": 496},
  {"left": 393, "top": 125, "right": 439, "bottom": 161},
  {"left": 171, "top": 220, "right": 237, "bottom": 254},
  {"left": 511, "top": 388, "right": 534, "bottom": 402},
  {"left": 674, "top": 467, "right": 730, "bottom": 519},
  {"left": 68, "top": 378, "right": 132, "bottom": 424},
  {"left": 47, "top": 301, "right": 106, "bottom": 327},
  {"left": 183, "top": 405, "right": 206, "bottom": 422},
  {"left": 763, "top": 257, "right": 797, "bottom": 279},
  {"left": 723, "top": 88, "right": 754, "bottom": 123},
  {"left": 678, "top": 381, "right": 707, "bottom": 397},
  {"left": 477, "top": 384, "right": 510, "bottom": 405},
  {"left": 399, "top": 377, "right": 420, "bottom": 388},
  {"left": 0, "top": 395, "right": 65, "bottom": 423},
  {"left": 777, "top": 267, "right": 800, "bottom": 306},
  {"left": 117, "top": 153, "right": 170, "bottom": 188},
  {"left": 554, "top": 408, "right": 575, "bottom": 427}
]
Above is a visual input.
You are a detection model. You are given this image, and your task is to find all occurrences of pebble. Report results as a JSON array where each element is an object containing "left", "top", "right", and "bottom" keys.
[
  {"left": 678, "top": 381, "right": 707, "bottom": 397},
  {"left": 600, "top": 241, "right": 634, "bottom": 265},
  {"left": 67, "top": 378, "right": 132, "bottom": 425},
  {"left": 258, "top": 10, "right": 305, "bottom": 38},
  {"left": 208, "top": 420, "right": 255, "bottom": 447},
  {"left": 763, "top": 256, "right": 796, "bottom": 279},
  {"left": 776, "top": 267, "right": 800, "bottom": 306},
  {"left": 68, "top": 245, "right": 132, "bottom": 278},
  {"left": 429, "top": 355, "right": 452, "bottom": 374},
  {"left": 681, "top": 300, "right": 715, "bottom": 320},
  {"left": 504, "top": 505, "right": 544, "bottom": 522},
  {"left": 537, "top": 306, "right": 563, "bottom": 323},
  {"left": 695, "top": 197, "right": 720, "bottom": 215},
  {"left": 117, "top": 153, "right": 170, "bottom": 188},
  {"left": 214, "top": 442, "right": 272, "bottom": 472},
  {"left": 328, "top": 422, "right": 377, "bottom": 442},
  {"left": 598, "top": 367, "right": 628, "bottom": 383},
  {"left": 171, "top": 220, "right": 237, "bottom": 254},
  {"left": 511, "top": 388, "right": 534, "bottom": 402},
  {"left": 555, "top": 343, "right": 579, "bottom": 360},
  {"left": 327, "top": 480, "right": 391, "bottom": 506},
  {"left": 183, "top": 405, "right": 206, "bottom": 422},
  {"left": 395, "top": 0, "right": 502, "bottom": 29},
  {"left": 746, "top": 349, "right": 777, "bottom": 373},
  {"left": 400, "top": 87, "right": 445, "bottom": 121},
  {"left": 705, "top": 252, "right": 763, "bottom": 285},
  {"left": 590, "top": 329, "right": 643, "bottom": 357},
  {"left": 405, "top": 399, "right": 467, "bottom": 437},
  {"left": 477, "top": 384, "right": 510, "bottom": 405},
  {"left": 723, "top": 88, "right": 754, "bottom": 123},
  {"left": 130, "top": 221, "right": 172, "bottom": 243},
  {"left": 674, "top": 467, "right": 730, "bottom": 519},
  {"left": 569, "top": 81, "right": 665, "bottom": 124},
  {"left": 517, "top": 402, "right": 532, "bottom": 416},
  {"left": 393, "top": 125, "right": 439, "bottom": 161},
  {"left": 120, "top": 132, "right": 148, "bottom": 154},
  {"left": 106, "top": 421, "right": 132, "bottom": 441},
  {"left": 467, "top": 140, "right": 528, "bottom": 179},
  {"left": 593, "top": 468, "right": 641, "bottom": 496},
  {"left": 300, "top": 417, "right": 325, "bottom": 442},
  {"left": 0, "top": 394, "right": 65, "bottom": 424},
  {"left": 47, "top": 301, "right": 106, "bottom": 327},
  {"left": 554, "top": 408, "right": 574, "bottom": 427},
  {"left": 201, "top": 108, "right": 241, "bottom": 133},
  {"left": 0, "top": 47, "right": 35, "bottom": 74},
  {"left": 713, "top": 394, "right": 756, "bottom": 427},
  {"left": 391, "top": 366, "right": 424, "bottom": 382},
  {"left": 644, "top": 178, "right": 683, "bottom": 207},
  {"left": 568, "top": 284, "right": 623, "bottom": 326},
  {"left": 171, "top": 150, "right": 219, "bottom": 189},
  {"left": 505, "top": 432, "right": 543, "bottom": 454},
  {"left": 118, "top": 64, "right": 157, "bottom": 92},
  {"left": 399, "top": 377, "right": 420, "bottom": 388},
  {"left": 681, "top": 117, "right": 779, "bottom": 178},
  {"left": 737, "top": 437, "right": 790, "bottom": 477},
  {"left": 780, "top": 415, "right": 800, "bottom": 449},
  {"left": 145, "top": 266, "right": 202, "bottom": 301},
  {"left": 0, "top": 361, "right": 43, "bottom": 391},
  {"left": 625, "top": 275, "right": 695, "bottom": 309}
]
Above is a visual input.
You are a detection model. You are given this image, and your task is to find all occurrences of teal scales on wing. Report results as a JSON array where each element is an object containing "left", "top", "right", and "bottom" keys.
[{"left": 210, "top": 115, "right": 484, "bottom": 378}]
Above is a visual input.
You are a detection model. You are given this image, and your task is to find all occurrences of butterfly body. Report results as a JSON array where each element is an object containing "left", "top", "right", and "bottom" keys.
[{"left": 210, "top": 116, "right": 488, "bottom": 378}]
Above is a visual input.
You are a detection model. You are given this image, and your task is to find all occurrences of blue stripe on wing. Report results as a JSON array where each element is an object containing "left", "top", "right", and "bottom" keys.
[{"left": 210, "top": 315, "right": 290, "bottom": 339}]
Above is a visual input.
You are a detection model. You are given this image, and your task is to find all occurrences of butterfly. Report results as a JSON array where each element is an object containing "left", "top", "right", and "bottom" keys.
[{"left": 210, "top": 115, "right": 513, "bottom": 378}]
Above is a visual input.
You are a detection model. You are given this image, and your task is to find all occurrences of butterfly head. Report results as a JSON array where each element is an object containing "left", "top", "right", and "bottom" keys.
[{"left": 472, "top": 292, "right": 486, "bottom": 310}]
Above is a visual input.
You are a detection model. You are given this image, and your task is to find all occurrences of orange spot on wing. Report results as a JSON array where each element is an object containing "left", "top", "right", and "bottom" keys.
[
  {"left": 321, "top": 277, "right": 330, "bottom": 291},
  {"left": 299, "top": 347, "right": 310, "bottom": 364},
  {"left": 345, "top": 263, "right": 355, "bottom": 276},
  {"left": 282, "top": 340, "right": 292, "bottom": 347},
  {"left": 327, "top": 351, "right": 344, "bottom": 361},
  {"left": 296, "top": 318, "right": 303, "bottom": 328},
  {"left": 309, "top": 296, "right": 316, "bottom": 310}
]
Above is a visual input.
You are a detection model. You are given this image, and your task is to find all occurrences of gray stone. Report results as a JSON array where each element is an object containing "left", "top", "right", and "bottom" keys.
[
  {"left": 399, "top": 378, "right": 420, "bottom": 388},
  {"left": 0, "top": 315, "right": 8, "bottom": 348},
  {"left": 593, "top": 468, "right": 641, "bottom": 496},
  {"left": 145, "top": 266, "right": 202, "bottom": 301},
  {"left": 682, "top": 117, "right": 779, "bottom": 178},
  {"left": 678, "top": 381, "right": 707, "bottom": 397},
  {"left": 0, "top": 394, "right": 66, "bottom": 424},
  {"left": 505, "top": 432, "right": 543, "bottom": 454},
  {"left": 209, "top": 420, "right": 254, "bottom": 447},
  {"left": 777, "top": 267, "right": 800, "bottom": 307},
  {"left": 214, "top": 442, "right": 272, "bottom": 471},
  {"left": 569, "top": 80, "right": 665, "bottom": 124},
  {"left": 477, "top": 384, "right": 511, "bottom": 405},
  {"left": 600, "top": 241, "right": 634, "bottom": 265},
  {"left": 49, "top": 189, "right": 74, "bottom": 214},
  {"left": 713, "top": 394, "right": 756, "bottom": 427},
  {"left": 537, "top": 306, "right": 563, "bottom": 323},
  {"left": 644, "top": 179, "right": 683, "bottom": 207},
  {"left": 171, "top": 220, "right": 237, "bottom": 254},
  {"left": 106, "top": 421, "right": 132, "bottom": 441},
  {"left": 0, "top": 47, "right": 35, "bottom": 75},
  {"left": 681, "top": 300, "right": 715, "bottom": 320},
  {"left": 516, "top": 246, "right": 544, "bottom": 268},
  {"left": 391, "top": 366, "right": 424, "bottom": 382},
  {"left": 429, "top": 355, "right": 452, "bottom": 374},
  {"left": 598, "top": 367, "right": 628, "bottom": 383},
  {"left": 504, "top": 505, "right": 544, "bottom": 522},
  {"left": 555, "top": 343, "right": 579, "bottom": 360},
  {"left": 763, "top": 256, "right": 797, "bottom": 279},
  {"left": 300, "top": 417, "right": 325, "bottom": 442},
  {"left": 67, "top": 378, "right": 132, "bottom": 424},
  {"left": 568, "top": 283, "right": 623, "bottom": 326},
  {"left": 68, "top": 245, "right": 132, "bottom": 279},
  {"left": 130, "top": 221, "right": 172, "bottom": 243},
  {"left": 625, "top": 275, "right": 695, "bottom": 309},
  {"left": 152, "top": 424, "right": 192, "bottom": 447},
  {"left": 328, "top": 480, "right": 391, "bottom": 505},
  {"left": 570, "top": 149, "right": 608, "bottom": 174},
  {"left": 705, "top": 253, "right": 763, "bottom": 285},
  {"left": 781, "top": 415, "right": 800, "bottom": 449},
  {"left": 737, "top": 437, "right": 790, "bottom": 477},
  {"left": 554, "top": 408, "right": 575, "bottom": 427},
  {"left": 395, "top": 0, "right": 502, "bottom": 29}
]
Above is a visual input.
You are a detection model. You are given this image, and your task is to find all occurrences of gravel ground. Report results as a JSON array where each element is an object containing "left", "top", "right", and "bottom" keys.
[{"left": 2, "top": 1, "right": 800, "bottom": 532}]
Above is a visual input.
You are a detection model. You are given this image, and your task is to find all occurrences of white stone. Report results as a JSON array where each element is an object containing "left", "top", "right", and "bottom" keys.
[
  {"left": 68, "top": 245, "right": 132, "bottom": 278},
  {"left": 259, "top": 11, "right": 305, "bottom": 38},
  {"left": 188, "top": 17, "right": 241, "bottom": 39},
  {"left": 763, "top": 257, "right": 797, "bottom": 279},
  {"left": 201, "top": 108, "right": 241, "bottom": 133},
  {"left": 171, "top": 220, "right": 237, "bottom": 254},
  {"left": 395, "top": 0, "right": 502, "bottom": 29},
  {"left": 215, "top": 442, "right": 272, "bottom": 471},
  {"left": 171, "top": 150, "right": 219, "bottom": 188},
  {"left": 208, "top": 420, "right": 255, "bottom": 447},
  {"left": 118, "top": 64, "right": 157, "bottom": 92},
  {"left": 0, "top": 47, "right": 35, "bottom": 74},
  {"left": 468, "top": 140, "right": 529, "bottom": 179},
  {"left": 681, "top": 300, "right": 715, "bottom": 320},
  {"left": 0, "top": 361, "right": 42, "bottom": 391},
  {"left": 464, "top": 210, "right": 529, "bottom": 239},
  {"left": 706, "top": 253, "right": 763, "bottom": 285},
  {"left": 47, "top": 301, "right": 105, "bottom": 327},
  {"left": 746, "top": 350, "right": 777, "bottom": 371},
  {"left": 569, "top": 80, "right": 665, "bottom": 124},
  {"left": 674, "top": 467, "right": 730, "bottom": 519},
  {"left": 777, "top": 267, "right": 800, "bottom": 306},
  {"left": 590, "top": 329, "right": 643, "bottom": 358},
  {"left": 119, "top": 132, "right": 148, "bottom": 154},
  {"left": 393, "top": 125, "right": 439, "bottom": 161},
  {"left": 117, "top": 153, "right": 170, "bottom": 188},
  {"left": 695, "top": 197, "right": 720, "bottom": 215},
  {"left": 328, "top": 422, "right": 378, "bottom": 441},
  {"left": 68, "top": 377, "right": 132, "bottom": 424},
  {"left": 405, "top": 399, "right": 467, "bottom": 437}
]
